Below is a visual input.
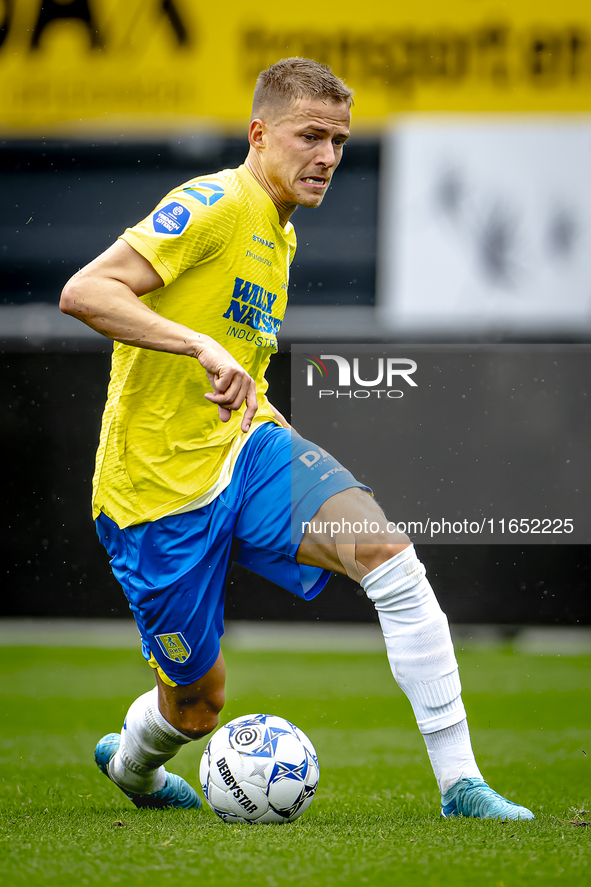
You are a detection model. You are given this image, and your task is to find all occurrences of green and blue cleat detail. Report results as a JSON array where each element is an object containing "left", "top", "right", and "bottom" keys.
[
  {"left": 94, "top": 732, "right": 202, "bottom": 810},
  {"left": 441, "top": 777, "right": 534, "bottom": 820}
]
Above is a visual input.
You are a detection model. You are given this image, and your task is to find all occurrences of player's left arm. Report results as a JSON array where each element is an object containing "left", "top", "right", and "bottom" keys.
[{"left": 60, "top": 239, "right": 258, "bottom": 431}]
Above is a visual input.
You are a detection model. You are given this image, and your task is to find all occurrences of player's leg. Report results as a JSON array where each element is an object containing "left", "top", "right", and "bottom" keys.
[
  {"left": 295, "top": 485, "right": 408, "bottom": 576},
  {"left": 298, "top": 490, "right": 482, "bottom": 793},
  {"left": 297, "top": 488, "right": 534, "bottom": 821},
  {"left": 94, "top": 507, "right": 232, "bottom": 809},
  {"left": 155, "top": 648, "right": 226, "bottom": 739},
  {"left": 97, "top": 651, "right": 226, "bottom": 806}
]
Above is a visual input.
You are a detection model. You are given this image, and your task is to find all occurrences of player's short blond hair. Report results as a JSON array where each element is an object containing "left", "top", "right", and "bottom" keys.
[{"left": 252, "top": 57, "right": 354, "bottom": 119}]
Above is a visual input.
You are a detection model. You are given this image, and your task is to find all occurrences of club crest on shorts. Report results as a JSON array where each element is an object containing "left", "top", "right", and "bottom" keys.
[{"left": 155, "top": 632, "right": 191, "bottom": 663}]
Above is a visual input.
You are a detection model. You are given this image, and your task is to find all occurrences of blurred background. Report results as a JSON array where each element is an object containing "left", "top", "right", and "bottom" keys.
[{"left": 1, "top": 0, "right": 590, "bottom": 626}]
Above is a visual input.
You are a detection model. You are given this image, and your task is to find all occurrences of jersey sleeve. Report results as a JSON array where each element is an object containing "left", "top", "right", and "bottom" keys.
[{"left": 119, "top": 176, "right": 240, "bottom": 286}]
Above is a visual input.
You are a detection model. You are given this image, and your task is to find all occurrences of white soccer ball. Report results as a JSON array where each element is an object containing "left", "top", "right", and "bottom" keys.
[{"left": 199, "top": 713, "right": 320, "bottom": 824}]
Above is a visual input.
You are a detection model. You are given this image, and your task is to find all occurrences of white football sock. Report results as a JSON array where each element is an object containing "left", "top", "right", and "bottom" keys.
[
  {"left": 109, "top": 687, "right": 191, "bottom": 794},
  {"left": 361, "top": 545, "right": 481, "bottom": 792},
  {"left": 423, "top": 719, "right": 482, "bottom": 794}
]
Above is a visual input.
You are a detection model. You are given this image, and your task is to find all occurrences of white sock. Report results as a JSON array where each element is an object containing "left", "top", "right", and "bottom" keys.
[
  {"left": 423, "top": 719, "right": 482, "bottom": 794},
  {"left": 109, "top": 688, "right": 192, "bottom": 794},
  {"left": 361, "top": 545, "right": 481, "bottom": 792}
]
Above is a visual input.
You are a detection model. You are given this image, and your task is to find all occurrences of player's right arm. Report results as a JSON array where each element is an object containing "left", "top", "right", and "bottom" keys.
[{"left": 60, "top": 239, "right": 257, "bottom": 431}]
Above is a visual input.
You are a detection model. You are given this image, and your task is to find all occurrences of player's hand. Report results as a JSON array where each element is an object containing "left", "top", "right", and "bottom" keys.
[{"left": 196, "top": 339, "right": 258, "bottom": 432}]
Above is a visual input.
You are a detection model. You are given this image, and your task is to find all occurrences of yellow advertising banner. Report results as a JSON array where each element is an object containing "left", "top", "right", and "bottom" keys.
[{"left": 1, "top": 0, "right": 590, "bottom": 134}]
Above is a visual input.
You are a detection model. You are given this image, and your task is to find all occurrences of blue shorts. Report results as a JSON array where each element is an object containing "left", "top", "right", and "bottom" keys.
[{"left": 96, "top": 423, "right": 368, "bottom": 685}]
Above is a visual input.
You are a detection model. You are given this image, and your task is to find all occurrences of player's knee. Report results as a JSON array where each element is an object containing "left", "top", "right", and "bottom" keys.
[{"left": 355, "top": 539, "right": 411, "bottom": 574}]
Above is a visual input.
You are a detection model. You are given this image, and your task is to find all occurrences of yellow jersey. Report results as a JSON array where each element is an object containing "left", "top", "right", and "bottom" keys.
[{"left": 92, "top": 164, "right": 296, "bottom": 528}]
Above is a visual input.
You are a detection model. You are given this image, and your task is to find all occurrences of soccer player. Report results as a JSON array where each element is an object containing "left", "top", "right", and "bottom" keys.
[{"left": 60, "top": 58, "right": 533, "bottom": 821}]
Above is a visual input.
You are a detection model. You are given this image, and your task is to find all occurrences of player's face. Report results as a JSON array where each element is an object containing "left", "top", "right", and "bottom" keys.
[{"left": 253, "top": 98, "right": 351, "bottom": 222}]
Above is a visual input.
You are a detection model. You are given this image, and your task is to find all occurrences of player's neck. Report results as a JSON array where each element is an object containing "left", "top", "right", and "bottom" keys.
[{"left": 244, "top": 154, "right": 294, "bottom": 228}]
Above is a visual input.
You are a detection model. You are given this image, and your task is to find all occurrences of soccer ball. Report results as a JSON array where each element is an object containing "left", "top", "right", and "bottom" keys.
[{"left": 199, "top": 713, "right": 320, "bottom": 824}]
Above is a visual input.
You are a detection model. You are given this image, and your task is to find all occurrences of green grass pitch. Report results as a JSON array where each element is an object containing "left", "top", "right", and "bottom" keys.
[{"left": 0, "top": 643, "right": 589, "bottom": 886}]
